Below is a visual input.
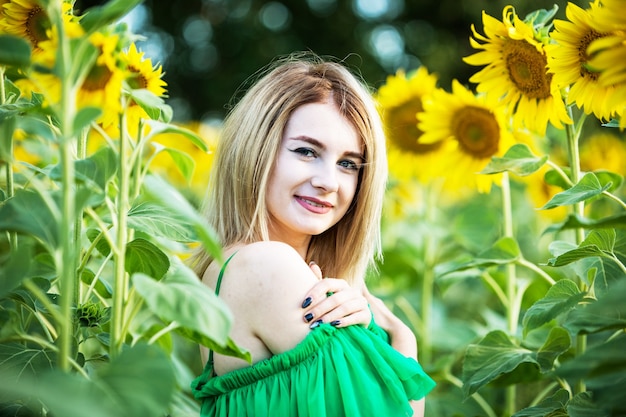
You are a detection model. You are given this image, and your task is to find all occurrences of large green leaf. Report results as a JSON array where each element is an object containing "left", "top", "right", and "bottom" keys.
[
  {"left": 142, "top": 175, "right": 222, "bottom": 263},
  {"left": 436, "top": 236, "right": 520, "bottom": 276},
  {"left": 49, "top": 147, "right": 118, "bottom": 191},
  {"left": 511, "top": 389, "right": 569, "bottom": 417},
  {"left": 540, "top": 173, "right": 611, "bottom": 210},
  {"left": 544, "top": 213, "right": 626, "bottom": 235},
  {"left": 462, "top": 330, "right": 538, "bottom": 397},
  {"left": 0, "top": 188, "right": 59, "bottom": 250},
  {"left": 536, "top": 327, "right": 571, "bottom": 373},
  {"left": 0, "top": 344, "right": 176, "bottom": 417},
  {"left": 128, "top": 88, "right": 173, "bottom": 123},
  {"left": 522, "top": 279, "right": 586, "bottom": 336},
  {"left": 480, "top": 143, "right": 547, "bottom": 176},
  {"left": 567, "top": 392, "right": 609, "bottom": 417},
  {"left": 127, "top": 200, "right": 197, "bottom": 242},
  {"left": 79, "top": 0, "right": 144, "bottom": 33},
  {"left": 546, "top": 229, "right": 618, "bottom": 267},
  {"left": 145, "top": 120, "right": 209, "bottom": 152},
  {"left": 125, "top": 238, "right": 170, "bottom": 280},
  {"left": 564, "top": 278, "right": 626, "bottom": 335},
  {"left": 0, "top": 237, "right": 35, "bottom": 297},
  {"left": 133, "top": 258, "right": 250, "bottom": 361},
  {"left": 0, "top": 34, "right": 31, "bottom": 68}
]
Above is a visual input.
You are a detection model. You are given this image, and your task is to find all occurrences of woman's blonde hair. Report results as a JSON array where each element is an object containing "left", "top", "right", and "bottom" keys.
[{"left": 191, "top": 52, "right": 388, "bottom": 283}]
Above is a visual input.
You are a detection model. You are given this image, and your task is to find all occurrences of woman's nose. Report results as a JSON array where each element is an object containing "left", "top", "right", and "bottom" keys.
[{"left": 310, "top": 162, "right": 339, "bottom": 192}]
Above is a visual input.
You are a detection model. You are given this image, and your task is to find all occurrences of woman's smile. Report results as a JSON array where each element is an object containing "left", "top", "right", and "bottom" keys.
[{"left": 294, "top": 195, "right": 334, "bottom": 214}]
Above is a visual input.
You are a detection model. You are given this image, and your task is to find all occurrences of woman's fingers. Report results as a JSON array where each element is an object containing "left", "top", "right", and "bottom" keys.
[{"left": 301, "top": 278, "right": 371, "bottom": 328}]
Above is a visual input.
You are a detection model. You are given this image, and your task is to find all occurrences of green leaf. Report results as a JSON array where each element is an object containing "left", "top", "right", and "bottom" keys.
[
  {"left": 512, "top": 389, "right": 569, "bottom": 417},
  {"left": 1, "top": 343, "right": 176, "bottom": 417},
  {"left": 436, "top": 237, "right": 520, "bottom": 276},
  {"left": 125, "top": 238, "right": 170, "bottom": 280},
  {"left": 564, "top": 278, "right": 626, "bottom": 335},
  {"left": 127, "top": 201, "right": 196, "bottom": 242},
  {"left": 73, "top": 106, "right": 102, "bottom": 135},
  {"left": 567, "top": 392, "right": 610, "bottom": 417},
  {"left": 557, "top": 335, "right": 626, "bottom": 416},
  {"left": 86, "top": 228, "right": 112, "bottom": 257},
  {"left": 80, "top": 268, "right": 112, "bottom": 299},
  {"left": 544, "top": 213, "right": 626, "bottom": 235},
  {"left": 133, "top": 258, "right": 249, "bottom": 361},
  {"left": 546, "top": 229, "right": 617, "bottom": 267},
  {"left": 0, "top": 35, "right": 31, "bottom": 67},
  {"left": 163, "top": 147, "right": 196, "bottom": 183},
  {"left": 128, "top": 88, "right": 172, "bottom": 122},
  {"left": 0, "top": 238, "right": 35, "bottom": 297},
  {"left": 462, "top": 330, "right": 538, "bottom": 397},
  {"left": 142, "top": 175, "right": 222, "bottom": 263},
  {"left": 522, "top": 279, "right": 586, "bottom": 336},
  {"left": 0, "top": 188, "right": 59, "bottom": 250},
  {"left": 480, "top": 144, "right": 547, "bottom": 176},
  {"left": 540, "top": 173, "right": 611, "bottom": 210},
  {"left": 145, "top": 120, "right": 209, "bottom": 152},
  {"left": 536, "top": 327, "right": 571, "bottom": 373},
  {"left": 544, "top": 169, "right": 571, "bottom": 190},
  {"left": 0, "top": 113, "right": 16, "bottom": 163},
  {"left": 50, "top": 146, "right": 118, "bottom": 190},
  {"left": 594, "top": 170, "right": 623, "bottom": 193},
  {"left": 79, "top": 0, "right": 144, "bottom": 33}
]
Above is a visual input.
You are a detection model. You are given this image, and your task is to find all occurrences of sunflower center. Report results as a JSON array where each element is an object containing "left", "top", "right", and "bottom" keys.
[
  {"left": 386, "top": 98, "right": 441, "bottom": 154},
  {"left": 579, "top": 30, "right": 604, "bottom": 81},
  {"left": 504, "top": 39, "right": 551, "bottom": 99},
  {"left": 452, "top": 106, "right": 500, "bottom": 158},
  {"left": 83, "top": 64, "right": 113, "bottom": 91},
  {"left": 127, "top": 66, "right": 148, "bottom": 89},
  {"left": 26, "top": 6, "right": 51, "bottom": 47}
]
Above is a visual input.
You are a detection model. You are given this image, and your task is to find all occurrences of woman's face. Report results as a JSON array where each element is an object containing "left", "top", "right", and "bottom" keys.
[{"left": 266, "top": 99, "right": 363, "bottom": 247}]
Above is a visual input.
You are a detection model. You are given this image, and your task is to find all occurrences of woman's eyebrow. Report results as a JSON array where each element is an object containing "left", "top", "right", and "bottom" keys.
[{"left": 289, "top": 136, "right": 365, "bottom": 162}]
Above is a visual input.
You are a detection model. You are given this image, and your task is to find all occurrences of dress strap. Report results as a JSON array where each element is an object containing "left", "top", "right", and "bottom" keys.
[
  {"left": 207, "top": 251, "right": 238, "bottom": 372},
  {"left": 215, "top": 251, "right": 238, "bottom": 296}
]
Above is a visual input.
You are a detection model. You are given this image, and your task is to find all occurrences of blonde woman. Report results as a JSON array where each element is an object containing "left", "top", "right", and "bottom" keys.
[{"left": 190, "top": 53, "right": 435, "bottom": 416}]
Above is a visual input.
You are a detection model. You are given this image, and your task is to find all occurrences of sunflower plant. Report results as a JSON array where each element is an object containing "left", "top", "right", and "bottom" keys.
[
  {"left": 374, "top": 2, "right": 625, "bottom": 417},
  {"left": 0, "top": 0, "right": 247, "bottom": 415}
]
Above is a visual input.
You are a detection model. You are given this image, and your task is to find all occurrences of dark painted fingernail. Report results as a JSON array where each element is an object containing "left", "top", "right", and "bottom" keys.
[
  {"left": 304, "top": 313, "right": 314, "bottom": 322},
  {"left": 331, "top": 320, "right": 341, "bottom": 326},
  {"left": 301, "top": 297, "right": 312, "bottom": 308},
  {"left": 309, "top": 319, "right": 323, "bottom": 329}
]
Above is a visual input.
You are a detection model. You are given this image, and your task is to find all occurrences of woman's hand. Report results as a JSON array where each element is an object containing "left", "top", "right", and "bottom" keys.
[{"left": 300, "top": 262, "right": 372, "bottom": 329}]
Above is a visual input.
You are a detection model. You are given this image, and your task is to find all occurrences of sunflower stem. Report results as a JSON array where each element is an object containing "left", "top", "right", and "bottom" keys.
[
  {"left": 1, "top": 66, "right": 17, "bottom": 251},
  {"left": 111, "top": 110, "right": 130, "bottom": 358},
  {"left": 420, "top": 182, "right": 439, "bottom": 365},
  {"left": 565, "top": 106, "right": 587, "bottom": 394},
  {"left": 501, "top": 172, "right": 518, "bottom": 415},
  {"left": 51, "top": 0, "right": 79, "bottom": 373}
]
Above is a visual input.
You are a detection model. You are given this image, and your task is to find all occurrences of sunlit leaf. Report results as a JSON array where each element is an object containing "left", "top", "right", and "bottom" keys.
[
  {"left": 125, "top": 238, "right": 170, "bottom": 280},
  {"left": 462, "top": 330, "right": 538, "bottom": 397},
  {"left": 133, "top": 258, "right": 250, "bottom": 361},
  {"left": 142, "top": 175, "right": 222, "bottom": 263},
  {"left": 145, "top": 120, "right": 209, "bottom": 152},
  {"left": 544, "top": 213, "right": 626, "bottom": 235},
  {"left": 594, "top": 170, "right": 623, "bottom": 193},
  {"left": 480, "top": 144, "right": 547, "bottom": 176},
  {"left": 73, "top": 106, "right": 102, "bottom": 135},
  {"left": 163, "top": 147, "right": 196, "bottom": 183},
  {"left": 0, "top": 35, "right": 31, "bottom": 68},
  {"left": 79, "top": 0, "right": 144, "bottom": 33},
  {"left": 127, "top": 201, "right": 196, "bottom": 242},
  {"left": 546, "top": 229, "right": 617, "bottom": 267},
  {"left": 128, "top": 88, "right": 172, "bottom": 122},
  {"left": 436, "top": 237, "right": 520, "bottom": 276},
  {"left": 540, "top": 173, "right": 611, "bottom": 210},
  {"left": 522, "top": 279, "right": 586, "bottom": 336}
]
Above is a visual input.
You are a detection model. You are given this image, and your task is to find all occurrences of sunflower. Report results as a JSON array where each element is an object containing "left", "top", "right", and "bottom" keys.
[
  {"left": 0, "top": 0, "right": 50, "bottom": 51},
  {"left": 76, "top": 31, "right": 125, "bottom": 123},
  {"left": 579, "top": 131, "right": 626, "bottom": 175},
  {"left": 547, "top": 2, "right": 618, "bottom": 122},
  {"left": 418, "top": 80, "right": 518, "bottom": 193},
  {"left": 587, "top": 0, "right": 626, "bottom": 128},
  {"left": 102, "top": 43, "right": 168, "bottom": 134},
  {"left": 375, "top": 67, "right": 443, "bottom": 184},
  {"left": 463, "top": 6, "right": 572, "bottom": 136}
]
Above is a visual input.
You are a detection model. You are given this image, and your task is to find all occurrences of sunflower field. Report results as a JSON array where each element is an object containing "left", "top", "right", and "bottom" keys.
[{"left": 0, "top": 0, "right": 625, "bottom": 417}]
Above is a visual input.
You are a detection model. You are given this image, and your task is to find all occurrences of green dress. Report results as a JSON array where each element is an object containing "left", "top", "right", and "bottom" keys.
[{"left": 191, "top": 257, "right": 436, "bottom": 417}]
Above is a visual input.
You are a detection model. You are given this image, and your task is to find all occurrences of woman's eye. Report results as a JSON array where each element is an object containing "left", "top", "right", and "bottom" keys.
[
  {"left": 292, "top": 147, "right": 317, "bottom": 158},
  {"left": 338, "top": 160, "right": 360, "bottom": 171}
]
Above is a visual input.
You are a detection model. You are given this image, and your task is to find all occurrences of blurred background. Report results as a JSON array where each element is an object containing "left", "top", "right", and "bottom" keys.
[{"left": 77, "top": 0, "right": 585, "bottom": 124}]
